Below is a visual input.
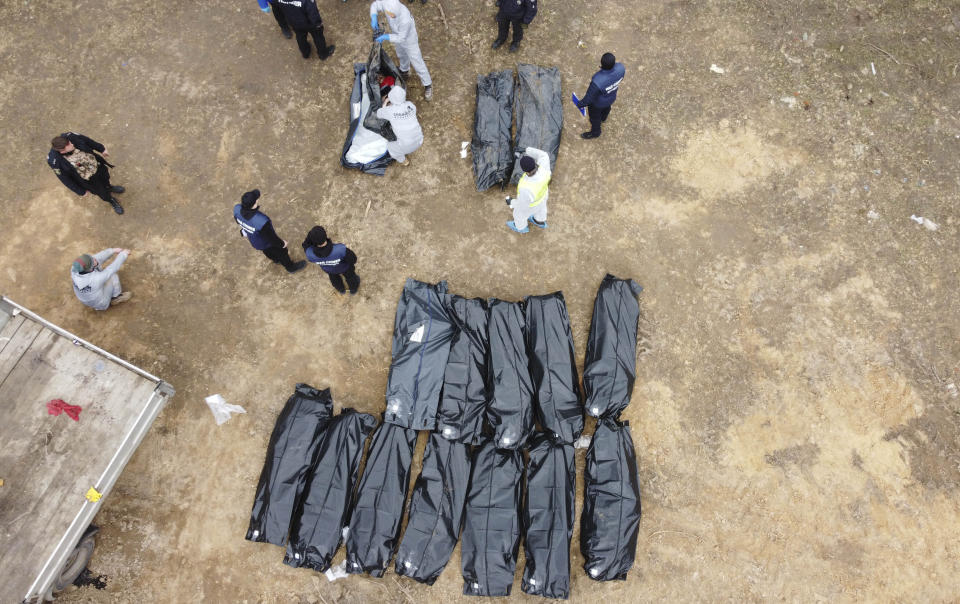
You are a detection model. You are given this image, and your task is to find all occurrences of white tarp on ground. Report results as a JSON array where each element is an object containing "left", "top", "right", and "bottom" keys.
[{"left": 345, "top": 72, "right": 389, "bottom": 166}]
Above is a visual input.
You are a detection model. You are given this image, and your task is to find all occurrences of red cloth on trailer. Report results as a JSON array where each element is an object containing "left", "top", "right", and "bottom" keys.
[{"left": 47, "top": 399, "right": 82, "bottom": 421}]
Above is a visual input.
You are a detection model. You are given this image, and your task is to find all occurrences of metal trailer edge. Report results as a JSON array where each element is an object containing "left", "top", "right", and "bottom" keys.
[{"left": 0, "top": 297, "right": 175, "bottom": 603}]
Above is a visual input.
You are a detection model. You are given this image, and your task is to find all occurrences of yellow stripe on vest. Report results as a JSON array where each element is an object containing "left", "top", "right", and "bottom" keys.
[{"left": 518, "top": 174, "right": 549, "bottom": 207}]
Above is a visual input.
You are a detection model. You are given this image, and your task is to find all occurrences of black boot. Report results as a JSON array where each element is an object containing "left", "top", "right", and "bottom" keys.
[
  {"left": 110, "top": 185, "right": 125, "bottom": 194},
  {"left": 491, "top": 38, "right": 506, "bottom": 49},
  {"left": 286, "top": 260, "right": 307, "bottom": 273},
  {"left": 109, "top": 198, "right": 124, "bottom": 215},
  {"left": 320, "top": 45, "right": 336, "bottom": 60}
]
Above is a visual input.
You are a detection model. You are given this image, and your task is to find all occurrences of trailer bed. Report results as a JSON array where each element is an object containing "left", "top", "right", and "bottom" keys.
[{"left": 0, "top": 298, "right": 173, "bottom": 603}]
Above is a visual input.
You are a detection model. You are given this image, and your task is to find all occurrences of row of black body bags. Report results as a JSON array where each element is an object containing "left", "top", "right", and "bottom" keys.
[
  {"left": 581, "top": 274, "right": 644, "bottom": 581},
  {"left": 393, "top": 294, "right": 489, "bottom": 584},
  {"left": 245, "top": 384, "right": 377, "bottom": 572},
  {"left": 345, "top": 279, "right": 456, "bottom": 577}
]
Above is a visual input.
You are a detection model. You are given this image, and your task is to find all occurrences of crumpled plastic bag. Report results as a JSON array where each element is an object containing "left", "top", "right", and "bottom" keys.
[
  {"left": 205, "top": 394, "right": 246, "bottom": 425},
  {"left": 325, "top": 560, "right": 349, "bottom": 582}
]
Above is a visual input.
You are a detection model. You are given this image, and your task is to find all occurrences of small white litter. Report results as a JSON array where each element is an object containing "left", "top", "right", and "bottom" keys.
[
  {"left": 910, "top": 215, "right": 939, "bottom": 231},
  {"left": 325, "top": 560, "right": 349, "bottom": 582},
  {"left": 866, "top": 210, "right": 880, "bottom": 221},
  {"left": 574, "top": 434, "right": 592, "bottom": 449},
  {"left": 204, "top": 394, "right": 246, "bottom": 425},
  {"left": 460, "top": 141, "right": 469, "bottom": 158},
  {"left": 709, "top": 64, "right": 726, "bottom": 74},
  {"left": 780, "top": 96, "right": 798, "bottom": 109}
]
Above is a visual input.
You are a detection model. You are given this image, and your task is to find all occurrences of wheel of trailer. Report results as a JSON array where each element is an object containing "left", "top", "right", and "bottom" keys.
[{"left": 53, "top": 533, "right": 95, "bottom": 592}]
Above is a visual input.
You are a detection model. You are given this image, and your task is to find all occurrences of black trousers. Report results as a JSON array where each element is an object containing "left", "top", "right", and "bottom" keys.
[
  {"left": 587, "top": 105, "right": 612, "bottom": 135},
  {"left": 327, "top": 267, "right": 359, "bottom": 293},
  {"left": 268, "top": 1, "right": 289, "bottom": 32},
  {"left": 294, "top": 25, "right": 328, "bottom": 58},
  {"left": 262, "top": 245, "right": 298, "bottom": 270},
  {"left": 81, "top": 163, "right": 115, "bottom": 203},
  {"left": 496, "top": 16, "right": 523, "bottom": 45}
]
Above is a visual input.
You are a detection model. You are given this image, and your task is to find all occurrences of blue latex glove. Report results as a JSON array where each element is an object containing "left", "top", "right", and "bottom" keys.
[
  {"left": 257, "top": 0, "right": 270, "bottom": 10},
  {"left": 375, "top": 33, "right": 391, "bottom": 43},
  {"left": 371, "top": 14, "right": 379, "bottom": 30}
]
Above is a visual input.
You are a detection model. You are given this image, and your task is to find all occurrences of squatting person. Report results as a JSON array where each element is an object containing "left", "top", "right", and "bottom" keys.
[
  {"left": 71, "top": 248, "right": 132, "bottom": 310},
  {"left": 376, "top": 86, "right": 424, "bottom": 166}
]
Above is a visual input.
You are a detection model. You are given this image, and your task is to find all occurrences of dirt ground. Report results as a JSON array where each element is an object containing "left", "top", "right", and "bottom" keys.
[{"left": 1, "top": 0, "right": 959, "bottom": 602}]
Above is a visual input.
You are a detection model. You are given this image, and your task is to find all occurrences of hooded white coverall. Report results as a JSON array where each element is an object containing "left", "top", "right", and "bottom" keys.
[
  {"left": 510, "top": 147, "right": 551, "bottom": 227},
  {"left": 70, "top": 248, "right": 128, "bottom": 310},
  {"left": 370, "top": 0, "right": 432, "bottom": 87},
  {"left": 376, "top": 86, "right": 424, "bottom": 162}
]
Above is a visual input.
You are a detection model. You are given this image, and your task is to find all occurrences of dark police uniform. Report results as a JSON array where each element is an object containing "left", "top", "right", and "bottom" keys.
[
  {"left": 304, "top": 240, "right": 360, "bottom": 294},
  {"left": 275, "top": 0, "right": 334, "bottom": 59},
  {"left": 234, "top": 204, "right": 303, "bottom": 272},
  {"left": 267, "top": 0, "right": 292, "bottom": 38},
  {"left": 575, "top": 61, "right": 626, "bottom": 137},
  {"left": 493, "top": 0, "right": 537, "bottom": 50},
  {"left": 47, "top": 132, "right": 121, "bottom": 208}
]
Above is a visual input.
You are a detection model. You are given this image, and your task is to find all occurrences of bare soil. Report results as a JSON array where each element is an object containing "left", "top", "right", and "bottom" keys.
[{"left": 1, "top": 0, "right": 958, "bottom": 602}]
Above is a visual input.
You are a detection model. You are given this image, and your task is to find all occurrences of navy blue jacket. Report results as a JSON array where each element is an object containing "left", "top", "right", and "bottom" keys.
[
  {"left": 497, "top": 0, "right": 537, "bottom": 24},
  {"left": 234, "top": 205, "right": 284, "bottom": 250},
  {"left": 46, "top": 132, "right": 113, "bottom": 196},
  {"left": 275, "top": 0, "right": 321, "bottom": 30},
  {"left": 304, "top": 241, "right": 357, "bottom": 274},
  {"left": 576, "top": 62, "right": 626, "bottom": 109}
]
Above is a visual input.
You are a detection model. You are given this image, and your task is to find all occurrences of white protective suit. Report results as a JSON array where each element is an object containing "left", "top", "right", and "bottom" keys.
[
  {"left": 510, "top": 147, "right": 551, "bottom": 226},
  {"left": 370, "top": 0, "right": 432, "bottom": 87},
  {"left": 376, "top": 86, "right": 424, "bottom": 162},
  {"left": 70, "top": 248, "right": 128, "bottom": 310}
]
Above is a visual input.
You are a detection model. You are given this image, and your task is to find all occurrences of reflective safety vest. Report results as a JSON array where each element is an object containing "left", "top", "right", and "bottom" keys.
[
  {"left": 233, "top": 204, "right": 271, "bottom": 250},
  {"left": 518, "top": 173, "right": 549, "bottom": 207},
  {"left": 305, "top": 243, "right": 349, "bottom": 274}
]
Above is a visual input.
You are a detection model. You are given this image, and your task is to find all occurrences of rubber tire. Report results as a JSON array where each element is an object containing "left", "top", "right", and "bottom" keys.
[{"left": 53, "top": 534, "right": 95, "bottom": 592}]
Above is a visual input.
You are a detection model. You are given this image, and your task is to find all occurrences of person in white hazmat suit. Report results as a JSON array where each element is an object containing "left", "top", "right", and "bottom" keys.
[
  {"left": 70, "top": 248, "right": 132, "bottom": 310},
  {"left": 505, "top": 147, "right": 551, "bottom": 233},
  {"left": 370, "top": 0, "right": 433, "bottom": 101},
  {"left": 376, "top": 86, "right": 424, "bottom": 165}
]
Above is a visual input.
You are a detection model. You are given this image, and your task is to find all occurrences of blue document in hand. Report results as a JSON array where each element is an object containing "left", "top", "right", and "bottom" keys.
[{"left": 571, "top": 93, "right": 586, "bottom": 116}]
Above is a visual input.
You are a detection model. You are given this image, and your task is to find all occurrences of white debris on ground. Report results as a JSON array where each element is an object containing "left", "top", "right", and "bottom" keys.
[{"left": 204, "top": 394, "right": 246, "bottom": 425}]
